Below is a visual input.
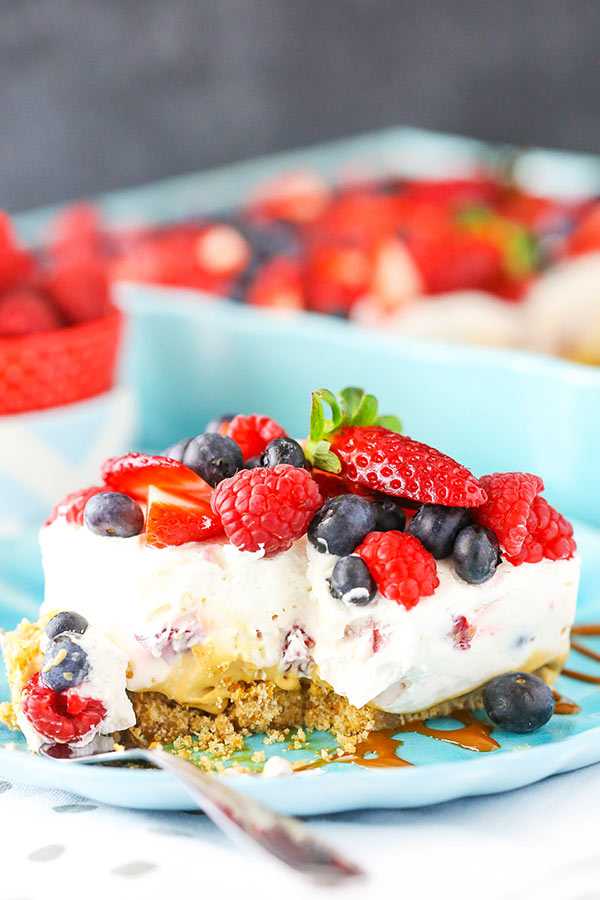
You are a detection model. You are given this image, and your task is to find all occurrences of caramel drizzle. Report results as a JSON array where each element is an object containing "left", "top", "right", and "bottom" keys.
[
  {"left": 296, "top": 711, "right": 499, "bottom": 771},
  {"left": 561, "top": 623, "right": 600, "bottom": 686},
  {"left": 552, "top": 691, "right": 581, "bottom": 716},
  {"left": 395, "top": 709, "right": 499, "bottom": 752}
]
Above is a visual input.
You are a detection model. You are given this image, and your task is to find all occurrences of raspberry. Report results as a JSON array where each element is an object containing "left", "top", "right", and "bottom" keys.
[
  {"left": 473, "top": 472, "right": 544, "bottom": 555},
  {"left": 0, "top": 288, "right": 61, "bottom": 336},
  {"left": 0, "top": 212, "right": 35, "bottom": 291},
  {"left": 47, "top": 203, "right": 105, "bottom": 261},
  {"left": 331, "top": 426, "right": 487, "bottom": 507},
  {"left": 506, "top": 496, "right": 576, "bottom": 566},
  {"left": 46, "top": 485, "right": 107, "bottom": 527},
  {"left": 223, "top": 413, "right": 287, "bottom": 461},
  {"left": 47, "top": 256, "right": 111, "bottom": 324},
  {"left": 102, "top": 453, "right": 211, "bottom": 502},
  {"left": 357, "top": 530, "right": 439, "bottom": 609},
  {"left": 21, "top": 673, "right": 106, "bottom": 744},
  {"left": 212, "top": 464, "right": 322, "bottom": 557}
]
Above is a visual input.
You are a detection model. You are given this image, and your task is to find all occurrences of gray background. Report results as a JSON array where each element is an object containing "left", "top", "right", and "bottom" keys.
[{"left": 3, "top": 0, "right": 600, "bottom": 212}]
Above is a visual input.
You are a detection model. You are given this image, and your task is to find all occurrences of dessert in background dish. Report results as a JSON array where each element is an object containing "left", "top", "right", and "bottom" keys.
[
  {"left": 1, "top": 387, "right": 580, "bottom": 767},
  {"left": 38, "top": 167, "right": 600, "bottom": 364}
]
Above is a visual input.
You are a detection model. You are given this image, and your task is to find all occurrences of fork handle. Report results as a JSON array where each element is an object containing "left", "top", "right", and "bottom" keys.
[{"left": 145, "top": 747, "right": 363, "bottom": 884}]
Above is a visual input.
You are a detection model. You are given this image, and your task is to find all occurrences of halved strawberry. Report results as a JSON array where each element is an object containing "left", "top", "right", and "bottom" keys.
[
  {"left": 145, "top": 485, "right": 223, "bottom": 548},
  {"left": 305, "top": 387, "right": 486, "bottom": 507},
  {"left": 102, "top": 454, "right": 212, "bottom": 503}
]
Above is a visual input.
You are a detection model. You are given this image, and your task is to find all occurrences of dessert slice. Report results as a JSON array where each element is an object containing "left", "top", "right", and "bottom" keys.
[{"left": 1, "top": 388, "right": 579, "bottom": 759}]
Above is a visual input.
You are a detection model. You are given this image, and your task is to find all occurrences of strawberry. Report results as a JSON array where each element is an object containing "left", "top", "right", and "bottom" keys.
[
  {"left": 247, "top": 171, "right": 330, "bottom": 225},
  {"left": 305, "top": 388, "right": 486, "bottom": 507},
  {"left": 102, "top": 454, "right": 212, "bottom": 502},
  {"left": 110, "top": 230, "right": 228, "bottom": 293},
  {"left": 222, "top": 413, "right": 287, "bottom": 461},
  {"left": 304, "top": 240, "right": 371, "bottom": 315},
  {"left": 0, "top": 287, "right": 61, "bottom": 336},
  {"left": 246, "top": 258, "right": 305, "bottom": 310},
  {"left": 566, "top": 202, "right": 600, "bottom": 257},
  {"left": 45, "top": 485, "right": 107, "bottom": 527},
  {"left": 406, "top": 228, "right": 502, "bottom": 294},
  {"left": 145, "top": 485, "right": 223, "bottom": 548},
  {"left": 195, "top": 224, "right": 250, "bottom": 277}
]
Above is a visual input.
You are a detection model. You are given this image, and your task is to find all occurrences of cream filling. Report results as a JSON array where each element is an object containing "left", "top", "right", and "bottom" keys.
[{"left": 40, "top": 518, "right": 580, "bottom": 716}]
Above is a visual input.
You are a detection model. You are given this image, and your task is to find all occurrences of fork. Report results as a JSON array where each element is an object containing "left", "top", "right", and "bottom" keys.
[{"left": 38, "top": 739, "right": 364, "bottom": 885}]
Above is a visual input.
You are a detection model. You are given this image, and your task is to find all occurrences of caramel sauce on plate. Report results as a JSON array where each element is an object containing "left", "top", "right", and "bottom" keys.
[
  {"left": 296, "top": 711, "right": 499, "bottom": 771},
  {"left": 395, "top": 709, "right": 500, "bottom": 751},
  {"left": 552, "top": 691, "right": 581, "bottom": 715},
  {"left": 562, "top": 623, "right": 600, "bottom": 685}
]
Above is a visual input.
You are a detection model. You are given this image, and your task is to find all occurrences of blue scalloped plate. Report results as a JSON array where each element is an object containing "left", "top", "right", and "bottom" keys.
[{"left": 1, "top": 306, "right": 600, "bottom": 813}]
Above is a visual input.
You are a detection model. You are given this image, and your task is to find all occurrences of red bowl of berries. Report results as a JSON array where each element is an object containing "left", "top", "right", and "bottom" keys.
[{"left": 0, "top": 209, "right": 123, "bottom": 415}]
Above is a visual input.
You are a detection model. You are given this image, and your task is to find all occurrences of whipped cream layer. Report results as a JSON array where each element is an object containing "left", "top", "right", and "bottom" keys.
[{"left": 40, "top": 518, "right": 580, "bottom": 716}]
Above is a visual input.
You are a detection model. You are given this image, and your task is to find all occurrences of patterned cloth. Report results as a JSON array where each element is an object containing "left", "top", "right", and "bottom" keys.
[{"left": 1, "top": 764, "right": 599, "bottom": 900}]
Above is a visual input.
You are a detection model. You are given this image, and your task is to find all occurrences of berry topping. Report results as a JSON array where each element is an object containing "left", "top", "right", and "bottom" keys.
[
  {"left": 505, "top": 496, "right": 577, "bottom": 566},
  {"left": 473, "top": 472, "right": 544, "bottom": 555},
  {"left": 45, "top": 612, "right": 89, "bottom": 641},
  {"left": 21, "top": 673, "right": 105, "bottom": 744},
  {"left": 281, "top": 625, "right": 315, "bottom": 675},
  {"left": 327, "top": 555, "right": 377, "bottom": 606},
  {"left": 212, "top": 465, "right": 322, "bottom": 557},
  {"left": 370, "top": 497, "right": 407, "bottom": 533},
  {"left": 162, "top": 437, "right": 192, "bottom": 462},
  {"left": 306, "top": 388, "right": 485, "bottom": 507},
  {"left": 145, "top": 486, "right": 224, "bottom": 549},
  {"left": 205, "top": 413, "right": 236, "bottom": 433},
  {"left": 483, "top": 671, "right": 555, "bottom": 733},
  {"left": 308, "top": 494, "right": 376, "bottom": 556},
  {"left": 182, "top": 433, "right": 243, "bottom": 487},
  {"left": 261, "top": 436, "right": 306, "bottom": 469},
  {"left": 222, "top": 413, "right": 287, "bottom": 461},
  {"left": 408, "top": 504, "right": 473, "bottom": 559},
  {"left": 40, "top": 636, "right": 90, "bottom": 692},
  {"left": 101, "top": 453, "right": 211, "bottom": 502},
  {"left": 0, "top": 288, "right": 61, "bottom": 337},
  {"left": 453, "top": 524, "right": 501, "bottom": 584},
  {"left": 356, "top": 531, "right": 439, "bottom": 609},
  {"left": 45, "top": 485, "right": 107, "bottom": 527},
  {"left": 84, "top": 491, "right": 144, "bottom": 538}
]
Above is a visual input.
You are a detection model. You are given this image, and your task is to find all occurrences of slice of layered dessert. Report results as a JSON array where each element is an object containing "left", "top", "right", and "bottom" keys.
[{"left": 1, "top": 387, "right": 580, "bottom": 760}]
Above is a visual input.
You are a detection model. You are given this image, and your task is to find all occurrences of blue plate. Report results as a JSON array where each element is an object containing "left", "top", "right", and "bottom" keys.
[{"left": 1, "top": 305, "right": 600, "bottom": 813}]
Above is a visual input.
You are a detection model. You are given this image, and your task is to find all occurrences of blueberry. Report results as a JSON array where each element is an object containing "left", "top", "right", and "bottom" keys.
[
  {"left": 204, "top": 414, "right": 236, "bottom": 434},
  {"left": 183, "top": 433, "right": 243, "bottom": 486},
  {"left": 327, "top": 555, "right": 377, "bottom": 606},
  {"left": 261, "top": 437, "right": 305, "bottom": 469},
  {"left": 453, "top": 524, "right": 501, "bottom": 583},
  {"left": 371, "top": 497, "right": 406, "bottom": 533},
  {"left": 483, "top": 672, "right": 555, "bottom": 733},
  {"left": 84, "top": 492, "right": 144, "bottom": 538},
  {"left": 245, "top": 455, "right": 264, "bottom": 469},
  {"left": 45, "top": 611, "right": 88, "bottom": 641},
  {"left": 408, "top": 504, "right": 473, "bottom": 559},
  {"left": 162, "top": 437, "right": 192, "bottom": 462},
  {"left": 41, "top": 636, "right": 90, "bottom": 693},
  {"left": 308, "top": 495, "right": 376, "bottom": 556}
]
